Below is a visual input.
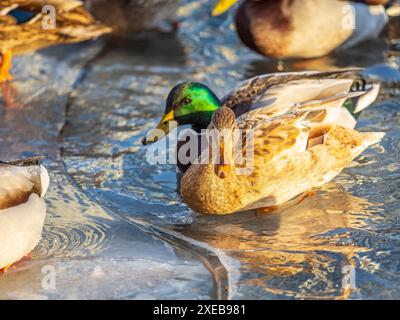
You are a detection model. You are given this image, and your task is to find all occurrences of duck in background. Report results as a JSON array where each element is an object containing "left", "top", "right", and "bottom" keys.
[
  {"left": 0, "top": 0, "right": 111, "bottom": 83},
  {"left": 143, "top": 69, "right": 384, "bottom": 214},
  {"left": 212, "top": 0, "right": 395, "bottom": 59},
  {"left": 84, "top": 0, "right": 181, "bottom": 38},
  {"left": 0, "top": 157, "right": 49, "bottom": 272}
]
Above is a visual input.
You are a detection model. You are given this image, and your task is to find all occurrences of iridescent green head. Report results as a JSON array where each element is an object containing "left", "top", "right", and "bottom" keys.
[{"left": 143, "top": 82, "right": 221, "bottom": 144}]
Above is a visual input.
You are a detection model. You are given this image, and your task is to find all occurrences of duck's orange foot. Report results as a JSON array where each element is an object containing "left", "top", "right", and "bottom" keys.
[
  {"left": 0, "top": 69, "right": 12, "bottom": 83},
  {"left": 0, "top": 51, "right": 13, "bottom": 83},
  {"left": 1, "top": 82, "right": 23, "bottom": 109}
]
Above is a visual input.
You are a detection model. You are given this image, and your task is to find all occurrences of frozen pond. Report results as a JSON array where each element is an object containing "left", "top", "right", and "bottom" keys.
[{"left": 1, "top": 0, "right": 400, "bottom": 299}]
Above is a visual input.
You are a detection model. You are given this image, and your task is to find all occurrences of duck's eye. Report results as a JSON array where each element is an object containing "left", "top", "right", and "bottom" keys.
[{"left": 182, "top": 97, "right": 192, "bottom": 105}]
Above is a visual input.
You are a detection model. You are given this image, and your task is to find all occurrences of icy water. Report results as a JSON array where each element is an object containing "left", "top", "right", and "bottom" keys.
[{"left": 0, "top": 0, "right": 400, "bottom": 299}]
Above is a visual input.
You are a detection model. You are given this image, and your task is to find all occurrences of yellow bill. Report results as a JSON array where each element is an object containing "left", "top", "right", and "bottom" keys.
[
  {"left": 142, "top": 110, "right": 176, "bottom": 145},
  {"left": 212, "top": 0, "right": 238, "bottom": 16}
]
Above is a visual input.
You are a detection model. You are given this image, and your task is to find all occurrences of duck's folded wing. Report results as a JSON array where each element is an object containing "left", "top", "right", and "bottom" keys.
[
  {"left": 1, "top": 0, "right": 109, "bottom": 33},
  {"left": 235, "top": 93, "right": 352, "bottom": 164},
  {"left": 236, "top": 89, "right": 358, "bottom": 134},
  {"left": 236, "top": 112, "right": 312, "bottom": 166},
  {"left": 236, "top": 112, "right": 384, "bottom": 202},
  {"left": 0, "top": 1, "right": 27, "bottom": 14},
  {"left": 1, "top": 0, "right": 83, "bottom": 13},
  {"left": 0, "top": 160, "right": 49, "bottom": 210},
  {"left": 0, "top": 13, "right": 14, "bottom": 24},
  {"left": 0, "top": 0, "right": 75, "bottom": 26},
  {"left": 235, "top": 74, "right": 380, "bottom": 133},
  {"left": 237, "top": 99, "right": 384, "bottom": 167},
  {"left": 30, "top": 0, "right": 83, "bottom": 12},
  {"left": 221, "top": 68, "right": 379, "bottom": 117}
]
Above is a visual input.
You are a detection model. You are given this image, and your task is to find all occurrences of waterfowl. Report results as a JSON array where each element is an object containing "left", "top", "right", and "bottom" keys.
[
  {"left": 143, "top": 69, "right": 379, "bottom": 166},
  {"left": 85, "top": 0, "right": 180, "bottom": 37},
  {"left": 212, "top": 0, "right": 391, "bottom": 59},
  {"left": 181, "top": 106, "right": 383, "bottom": 214},
  {"left": 0, "top": 157, "right": 49, "bottom": 272},
  {"left": 143, "top": 69, "right": 383, "bottom": 214},
  {"left": 0, "top": 0, "right": 111, "bottom": 83}
]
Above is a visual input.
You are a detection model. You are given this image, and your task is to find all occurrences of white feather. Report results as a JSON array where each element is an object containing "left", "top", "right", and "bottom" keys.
[
  {"left": 355, "top": 83, "right": 380, "bottom": 113},
  {"left": 39, "top": 165, "right": 50, "bottom": 197},
  {"left": 0, "top": 163, "right": 49, "bottom": 269},
  {"left": 0, "top": 194, "right": 46, "bottom": 269}
]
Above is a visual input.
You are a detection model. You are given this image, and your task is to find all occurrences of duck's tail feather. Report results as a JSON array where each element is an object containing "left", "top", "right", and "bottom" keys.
[
  {"left": 39, "top": 165, "right": 49, "bottom": 197},
  {"left": 0, "top": 156, "right": 49, "bottom": 199},
  {"left": 354, "top": 82, "right": 381, "bottom": 113},
  {"left": 0, "top": 156, "right": 45, "bottom": 167}
]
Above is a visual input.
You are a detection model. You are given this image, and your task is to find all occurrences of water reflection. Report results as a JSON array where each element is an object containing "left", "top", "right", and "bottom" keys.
[
  {"left": 246, "top": 39, "right": 389, "bottom": 76},
  {"left": 37, "top": 164, "right": 113, "bottom": 258},
  {"left": 174, "top": 184, "right": 378, "bottom": 299}
]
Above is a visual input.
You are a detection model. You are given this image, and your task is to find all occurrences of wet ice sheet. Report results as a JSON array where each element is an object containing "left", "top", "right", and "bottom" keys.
[
  {"left": 0, "top": 42, "right": 215, "bottom": 299},
  {"left": 0, "top": 167, "right": 214, "bottom": 300},
  {"left": 1, "top": 0, "right": 400, "bottom": 299}
]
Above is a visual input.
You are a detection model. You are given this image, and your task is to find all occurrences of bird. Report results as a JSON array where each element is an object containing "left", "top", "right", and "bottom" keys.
[
  {"left": 143, "top": 69, "right": 384, "bottom": 214},
  {"left": 0, "top": 156, "right": 49, "bottom": 272},
  {"left": 0, "top": 0, "right": 111, "bottom": 83},
  {"left": 212, "top": 0, "right": 392, "bottom": 59},
  {"left": 84, "top": 0, "right": 181, "bottom": 37}
]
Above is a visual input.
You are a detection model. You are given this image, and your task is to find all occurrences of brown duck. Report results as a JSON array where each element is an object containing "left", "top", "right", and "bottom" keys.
[
  {"left": 0, "top": 0, "right": 111, "bottom": 83},
  {"left": 212, "top": 0, "right": 392, "bottom": 59},
  {"left": 143, "top": 69, "right": 384, "bottom": 214}
]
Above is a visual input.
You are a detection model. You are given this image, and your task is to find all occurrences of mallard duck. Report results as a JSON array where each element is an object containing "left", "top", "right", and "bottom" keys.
[
  {"left": 85, "top": 0, "right": 180, "bottom": 37},
  {"left": 0, "top": 157, "right": 49, "bottom": 272},
  {"left": 0, "top": 0, "right": 111, "bottom": 83},
  {"left": 143, "top": 69, "right": 383, "bottom": 214},
  {"left": 212, "top": 0, "right": 391, "bottom": 59}
]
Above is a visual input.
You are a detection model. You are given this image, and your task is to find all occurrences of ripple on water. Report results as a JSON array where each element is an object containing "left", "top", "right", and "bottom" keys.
[
  {"left": 36, "top": 163, "right": 114, "bottom": 258},
  {"left": 39, "top": 223, "right": 109, "bottom": 258}
]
